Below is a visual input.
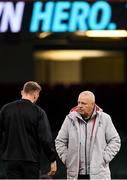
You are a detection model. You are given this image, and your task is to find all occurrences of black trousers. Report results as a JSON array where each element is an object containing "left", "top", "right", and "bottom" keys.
[
  {"left": 3, "top": 160, "right": 40, "bottom": 179},
  {"left": 78, "top": 174, "right": 90, "bottom": 179}
]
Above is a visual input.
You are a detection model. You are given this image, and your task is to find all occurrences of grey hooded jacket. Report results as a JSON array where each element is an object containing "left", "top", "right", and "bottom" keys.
[{"left": 55, "top": 106, "right": 121, "bottom": 179}]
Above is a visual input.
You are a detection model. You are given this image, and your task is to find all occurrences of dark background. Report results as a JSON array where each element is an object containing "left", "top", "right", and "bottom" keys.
[
  {"left": 0, "top": 83, "right": 127, "bottom": 179},
  {"left": 0, "top": 0, "right": 127, "bottom": 179}
]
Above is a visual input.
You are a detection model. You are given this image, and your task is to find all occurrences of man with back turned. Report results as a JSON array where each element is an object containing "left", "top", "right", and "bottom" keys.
[{"left": 0, "top": 81, "right": 57, "bottom": 179}]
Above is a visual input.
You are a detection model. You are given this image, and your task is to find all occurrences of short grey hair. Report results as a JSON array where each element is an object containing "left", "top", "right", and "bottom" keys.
[{"left": 79, "top": 91, "right": 95, "bottom": 103}]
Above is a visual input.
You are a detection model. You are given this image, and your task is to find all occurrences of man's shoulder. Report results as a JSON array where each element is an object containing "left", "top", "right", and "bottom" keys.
[
  {"left": 100, "top": 111, "right": 111, "bottom": 118},
  {"left": 35, "top": 104, "right": 46, "bottom": 115},
  {"left": 2, "top": 100, "right": 19, "bottom": 109},
  {"left": 67, "top": 111, "right": 81, "bottom": 120},
  {"left": 98, "top": 111, "right": 112, "bottom": 125}
]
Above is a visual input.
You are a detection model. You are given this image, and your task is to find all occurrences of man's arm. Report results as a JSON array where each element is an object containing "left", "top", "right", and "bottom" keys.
[
  {"left": 103, "top": 115, "right": 121, "bottom": 164},
  {"left": 0, "top": 109, "right": 4, "bottom": 152},
  {"left": 38, "top": 109, "right": 57, "bottom": 174},
  {"left": 55, "top": 116, "right": 70, "bottom": 164}
]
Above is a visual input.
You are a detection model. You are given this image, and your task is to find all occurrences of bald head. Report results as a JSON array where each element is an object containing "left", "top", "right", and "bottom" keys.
[
  {"left": 77, "top": 91, "right": 95, "bottom": 119},
  {"left": 79, "top": 91, "right": 95, "bottom": 104}
]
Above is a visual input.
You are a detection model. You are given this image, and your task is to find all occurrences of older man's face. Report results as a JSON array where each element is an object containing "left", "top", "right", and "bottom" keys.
[{"left": 77, "top": 94, "right": 94, "bottom": 119}]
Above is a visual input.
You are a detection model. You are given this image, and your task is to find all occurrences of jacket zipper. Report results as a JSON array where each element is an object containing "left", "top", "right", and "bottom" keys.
[{"left": 85, "top": 123, "right": 87, "bottom": 175}]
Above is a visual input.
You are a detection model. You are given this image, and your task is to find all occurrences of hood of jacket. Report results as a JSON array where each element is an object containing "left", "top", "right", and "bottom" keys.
[{"left": 68, "top": 104, "right": 103, "bottom": 121}]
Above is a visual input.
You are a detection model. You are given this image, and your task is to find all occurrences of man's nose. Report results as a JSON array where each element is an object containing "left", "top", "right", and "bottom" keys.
[{"left": 78, "top": 104, "right": 82, "bottom": 108}]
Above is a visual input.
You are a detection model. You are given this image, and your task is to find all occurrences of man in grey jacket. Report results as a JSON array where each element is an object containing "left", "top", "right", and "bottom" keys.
[{"left": 55, "top": 91, "right": 121, "bottom": 179}]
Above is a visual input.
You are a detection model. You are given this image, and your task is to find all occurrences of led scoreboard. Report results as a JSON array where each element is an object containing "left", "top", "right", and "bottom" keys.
[{"left": 0, "top": 1, "right": 126, "bottom": 33}]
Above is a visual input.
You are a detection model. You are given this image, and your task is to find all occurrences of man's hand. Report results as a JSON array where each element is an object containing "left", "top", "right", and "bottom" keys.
[{"left": 48, "top": 161, "right": 57, "bottom": 176}]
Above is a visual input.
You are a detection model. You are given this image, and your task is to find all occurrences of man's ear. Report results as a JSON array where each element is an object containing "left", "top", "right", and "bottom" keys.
[{"left": 21, "top": 90, "right": 23, "bottom": 96}]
